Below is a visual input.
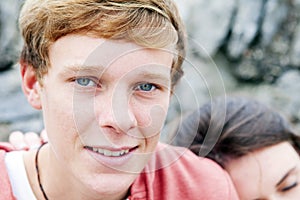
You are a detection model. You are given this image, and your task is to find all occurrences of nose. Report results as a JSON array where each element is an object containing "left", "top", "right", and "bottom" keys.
[{"left": 96, "top": 90, "right": 137, "bottom": 134}]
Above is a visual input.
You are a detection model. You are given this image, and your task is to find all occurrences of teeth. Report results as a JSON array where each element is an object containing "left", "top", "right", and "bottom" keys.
[
  {"left": 90, "top": 147, "right": 130, "bottom": 157},
  {"left": 112, "top": 151, "right": 121, "bottom": 156},
  {"left": 103, "top": 149, "right": 112, "bottom": 156},
  {"left": 98, "top": 148, "right": 104, "bottom": 154}
]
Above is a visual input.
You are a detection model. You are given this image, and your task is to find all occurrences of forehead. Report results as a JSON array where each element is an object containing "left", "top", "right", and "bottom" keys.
[
  {"left": 48, "top": 34, "right": 174, "bottom": 76},
  {"left": 225, "top": 142, "right": 300, "bottom": 199}
]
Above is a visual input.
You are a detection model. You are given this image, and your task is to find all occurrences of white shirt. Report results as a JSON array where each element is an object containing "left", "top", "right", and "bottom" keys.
[{"left": 5, "top": 151, "right": 37, "bottom": 200}]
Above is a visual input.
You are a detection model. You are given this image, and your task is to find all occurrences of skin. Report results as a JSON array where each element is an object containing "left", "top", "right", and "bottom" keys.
[
  {"left": 225, "top": 142, "right": 300, "bottom": 200},
  {"left": 21, "top": 34, "right": 174, "bottom": 200}
]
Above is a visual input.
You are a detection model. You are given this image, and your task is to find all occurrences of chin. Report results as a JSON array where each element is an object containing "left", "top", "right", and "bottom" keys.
[{"left": 85, "top": 173, "right": 136, "bottom": 195}]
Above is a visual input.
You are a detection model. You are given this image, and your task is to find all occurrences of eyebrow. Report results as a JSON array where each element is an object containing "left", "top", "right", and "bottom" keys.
[
  {"left": 276, "top": 166, "right": 297, "bottom": 187},
  {"left": 137, "top": 72, "right": 170, "bottom": 83},
  {"left": 60, "top": 65, "right": 106, "bottom": 75},
  {"left": 59, "top": 65, "right": 171, "bottom": 84}
]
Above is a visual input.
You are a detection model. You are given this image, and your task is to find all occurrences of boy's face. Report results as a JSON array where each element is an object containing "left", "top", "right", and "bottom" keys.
[{"left": 30, "top": 34, "right": 173, "bottom": 194}]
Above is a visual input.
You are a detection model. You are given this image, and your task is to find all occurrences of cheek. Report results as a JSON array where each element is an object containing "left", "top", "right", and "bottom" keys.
[
  {"left": 41, "top": 88, "right": 78, "bottom": 142},
  {"left": 133, "top": 99, "right": 169, "bottom": 138}
]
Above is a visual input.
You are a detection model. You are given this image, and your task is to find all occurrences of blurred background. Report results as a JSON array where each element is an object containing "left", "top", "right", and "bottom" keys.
[{"left": 1, "top": 0, "right": 300, "bottom": 141}]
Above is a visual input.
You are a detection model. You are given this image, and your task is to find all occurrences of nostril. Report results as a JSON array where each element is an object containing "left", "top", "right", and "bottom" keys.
[
  {"left": 107, "top": 125, "right": 122, "bottom": 134},
  {"left": 101, "top": 124, "right": 126, "bottom": 135}
]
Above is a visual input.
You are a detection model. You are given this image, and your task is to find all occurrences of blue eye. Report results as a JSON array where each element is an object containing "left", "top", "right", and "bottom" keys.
[
  {"left": 75, "top": 78, "right": 97, "bottom": 87},
  {"left": 137, "top": 83, "right": 156, "bottom": 91}
]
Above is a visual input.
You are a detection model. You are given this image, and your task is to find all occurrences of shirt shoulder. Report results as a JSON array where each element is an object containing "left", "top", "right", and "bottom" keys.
[{"left": 130, "top": 143, "right": 239, "bottom": 200}]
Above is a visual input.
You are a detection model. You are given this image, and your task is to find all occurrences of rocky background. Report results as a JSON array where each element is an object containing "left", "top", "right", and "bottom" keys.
[{"left": 1, "top": 0, "right": 300, "bottom": 141}]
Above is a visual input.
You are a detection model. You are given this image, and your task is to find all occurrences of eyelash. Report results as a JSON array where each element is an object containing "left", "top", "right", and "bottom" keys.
[
  {"left": 135, "top": 83, "right": 160, "bottom": 92},
  {"left": 281, "top": 182, "right": 298, "bottom": 192}
]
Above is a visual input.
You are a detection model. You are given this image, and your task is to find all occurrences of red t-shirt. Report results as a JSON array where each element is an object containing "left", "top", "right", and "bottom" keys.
[{"left": 0, "top": 142, "right": 238, "bottom": 199}]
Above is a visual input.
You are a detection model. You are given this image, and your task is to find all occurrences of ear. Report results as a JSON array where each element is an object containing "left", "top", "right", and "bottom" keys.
[{"left": 20, "top": 61, "right": 42, "bottom": 110}]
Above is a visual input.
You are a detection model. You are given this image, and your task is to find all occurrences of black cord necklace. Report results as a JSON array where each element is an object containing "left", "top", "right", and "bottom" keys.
[{"left": 35, "top": 143, "right": 49, "bottom": 200}]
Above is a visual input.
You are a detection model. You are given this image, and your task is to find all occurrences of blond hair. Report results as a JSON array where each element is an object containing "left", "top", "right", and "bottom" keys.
[{"left": 19, "top": 0, "right": 186, "bottom": 88}]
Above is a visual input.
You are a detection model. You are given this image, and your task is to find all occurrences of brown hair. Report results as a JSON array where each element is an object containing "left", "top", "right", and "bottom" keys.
[
  {"left": 19, "top": 0, "right": 185, "bottom": 88},
  {"left": 172, "top": 97, "right": 300, "bottom": 168}
]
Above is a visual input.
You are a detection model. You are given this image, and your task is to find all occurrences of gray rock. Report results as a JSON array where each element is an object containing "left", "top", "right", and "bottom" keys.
[
  {"left": 227, "top": 0, "right": 265, "bottom": 59},
  {"left": 233, "top": 50, "right": 288, "bottom": 83},
  {"left": 0, "top": 65, "right": 21, "bottom": 95},
  {"left": 290, "top": 23, "right": 300, "bottom": 67},
  {"left": 0, "top": 0, "right": 23, "bottom": 70},
  {"left": 275, "top": 70, "right": 300, "bottom": 123},
  {"left": 294, "top": 0, "right": 300, "bottom": 7},
  {"left": 261, "top": 0, "right": 289, "bottom": 46},
  {"left": 234, "top": 59, "right": 262, "bottom": 82},
  {"left": 188, "top": 0, "right": 236, "bottom": 57},
  {"left": 276, "top": 70, "right": 300, "bottom": 89},
  {"left": 9, "top": 116, "right": 44, "bottom": 134}
]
